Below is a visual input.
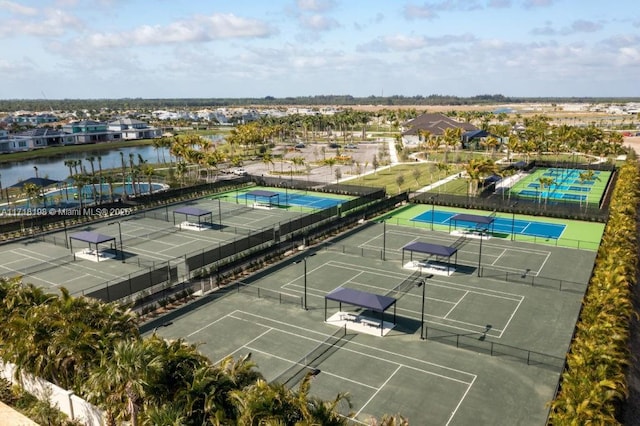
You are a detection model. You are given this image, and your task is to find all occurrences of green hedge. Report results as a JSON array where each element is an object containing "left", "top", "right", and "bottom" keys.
[{"left": 549, "top": 161, "right": 639, "bottom": 424}]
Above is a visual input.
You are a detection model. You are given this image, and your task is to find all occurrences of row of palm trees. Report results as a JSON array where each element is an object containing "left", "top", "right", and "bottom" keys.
[
  {"left": 548, "top": 160, "right": 639, "bottom": 424},
  {"left": 415, "top": 115, "right": 626, "bottom": 165},
  {"left": 0, "top": 277, "right": 372, "bottom": 425}
]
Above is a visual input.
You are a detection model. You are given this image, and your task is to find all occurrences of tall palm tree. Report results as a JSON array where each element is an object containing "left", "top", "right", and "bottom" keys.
[
  {"left": 96, "top": 155, "right": 104, "bottom": 204},
  {"left": 103, "top": 174, "right": 116, "bottom": 203},
  {"left": 482, "top": 135, "right": 500, "bottom": 159},
  {"left": 463, "top": 158, "right": 497, "bottom": 197},
  {"left": 64, "top": 160, "right": 75, "bottom": 178},
  {"left": 23, "top": 182, "right": 41, "bottom": 207},
  {"left": 142, "top": 165, "right": 155, "bottom": 195},
  {"left": 72, "top": 174, "right": 89, "bottom": 210},
  {"left": 442, "top": 127, "right": 462, "bottom": 164},
  {"left": 537, "top": 176, "right": 555, "bottom": 205},
  {"left": 120, "top": 151, "right": 128, "bottom": 200},
  {"left": 84, "top": 339, "right": 162, "bottom": 426}
]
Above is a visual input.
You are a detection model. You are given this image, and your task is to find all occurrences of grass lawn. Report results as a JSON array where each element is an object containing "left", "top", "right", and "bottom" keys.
[{"left": 345, "top": 162, "right": 463, "bottom": 194}]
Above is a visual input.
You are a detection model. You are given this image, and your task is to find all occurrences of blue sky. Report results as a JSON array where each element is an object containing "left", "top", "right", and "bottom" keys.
[{"left": 1, "top": 0, "right": 638, "bottom": 99}]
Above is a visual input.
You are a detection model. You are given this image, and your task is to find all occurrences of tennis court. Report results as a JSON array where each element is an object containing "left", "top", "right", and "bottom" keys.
[
  {"left": 381, "top": 204, "right": 605, "bottom": 250},
  {"left": 233, "top": 187, "right": 351, "bottom": 209},
  {"left": 411, "top": 209, "right": 566, "bottom": 239},
  {"left": 149, "top": 223, "right": 594, "bottom": 424},
  {"left": 509, "top": 167, "right": 611, "bottom": 204},
  {"left": 0, "top": 197, "right": 309, "bottom": 297}
]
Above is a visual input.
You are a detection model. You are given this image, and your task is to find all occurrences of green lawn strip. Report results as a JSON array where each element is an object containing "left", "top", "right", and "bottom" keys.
[
  {"left": 346, "top": 163, "right": 463, "bottom": 195},
  {"left": 379, "top": 203, "right": 604, "bottom": 251}
]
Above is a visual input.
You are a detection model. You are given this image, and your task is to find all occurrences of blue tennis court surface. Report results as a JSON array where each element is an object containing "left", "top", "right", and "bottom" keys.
[
  {"left": 237, "top": 192, "right": 344, "bottom": 209},
  {"left": 411, "top": 210, "right": 566, "bottom": 239}
]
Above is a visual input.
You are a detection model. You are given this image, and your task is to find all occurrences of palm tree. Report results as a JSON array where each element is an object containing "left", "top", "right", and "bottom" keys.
[
  {"left": 23, "top": 182, "right": 41, "bottom": 207},
  {"left": 324, "top": 157, "right": 337, "bottom": 175},
  {"left": 262, "top": 152, "right": 274, "bottom": 173},
  {"left": 97, "top": 155, "right": 104, "bottom": 204},
  {"left": 120, "top": 151, "right": 128, "bottom": 200},
  {"left": 442, "top": 127, "right": 462, "bottom": 164},
  {"left": 142, "top": 165, "right": 155, "bottom": 195},
  {"left": 63, "top": 160, "right": 75, "bottom": 178},
  {"left": 291, "top": 156, "right": 305, "bottom": 173},
  {"left": 84, "top": 339, "right": 162, "bottom": 426},
  {"left": 537, "top": 176, "right": 555, "bottom": 205},
  {"left": 483, "top": 135, "right": 500, "bottom": 159},
  {"left": 72, "top": 174, "right": 89, "bottom": 210},
  {"left": 463, "top": 158, "right": 497, "bottom": 197}
]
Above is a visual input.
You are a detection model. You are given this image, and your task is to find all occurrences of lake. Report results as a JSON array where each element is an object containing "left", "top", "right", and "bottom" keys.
[{"left": 1, "top": 145, "right": 171, "bottom": 188}]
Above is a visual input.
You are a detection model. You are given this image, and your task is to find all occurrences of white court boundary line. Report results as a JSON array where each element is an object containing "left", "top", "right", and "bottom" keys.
[
  {"left": 282, "top": 259, "right": 524, "bottom": 337},
  {"left": 11, "top": 247, "right": 121, "bottom": 280},
  {"left": 223, "top": 310, "right": 476, "bottom": 426}
]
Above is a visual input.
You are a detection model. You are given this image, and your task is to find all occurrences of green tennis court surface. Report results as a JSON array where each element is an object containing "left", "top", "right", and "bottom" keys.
[
  {"left": 383, "top": 204, "right": 604, "bottom": 250},
  {"left": 509, "top": 167, "right": 611, "bottom": 204},
  {"left": 146, "top": 218, "right": 599, "bottom": 425}
]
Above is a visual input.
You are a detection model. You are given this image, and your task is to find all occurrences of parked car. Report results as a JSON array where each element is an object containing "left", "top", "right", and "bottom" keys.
[
  {"left": 345, "top": 144, "right": 357, "bottom": 149},
  {"left": 233, "top": 168, "right": 248, "bottom": 176},
  {"left": 295, "top": 143, "right": 306, "bottom": 148},
  {"left": 329, "top": 143, "right": 340, "bottom": 148}
]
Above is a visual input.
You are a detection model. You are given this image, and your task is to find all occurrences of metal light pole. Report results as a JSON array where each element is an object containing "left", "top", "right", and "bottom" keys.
[
  {"left": 294, "top": 253, "right": 315, "bottom": 310},
  {"left": 303, "top": 257, "right": 307, "bottom": 310},
  {"left": 511, "top": 202, "right": 518, "bottom": 241},
  {"left": 429, "top": 194, "right": 438, "bottom": 231},
  {"left": 416, "top": 274, "right": 432, "bottom": 340},
  {"left": 416, "top": 280, "right": 426, "bottom": 339},
  {"left": 478, "top": 232, "right": 483, "bottom": 277},
  {"left": 108, "top": 221, "right": 125, "bottom": 263},
  {"left": 382, "top": 220, "right": 386, "bottom": 261}
]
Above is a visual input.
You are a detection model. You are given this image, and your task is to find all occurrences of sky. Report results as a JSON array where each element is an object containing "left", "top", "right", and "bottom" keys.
[{"left": 0, "top": 0, "right": 639, "bottom": 99}]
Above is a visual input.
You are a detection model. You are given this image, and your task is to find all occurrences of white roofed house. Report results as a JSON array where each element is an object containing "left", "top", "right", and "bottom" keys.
[
  {"left": 108, "top": 118, "right": 161, "bottom": 140},
  {"left": 0, "top": 128, "right": 74, "bottom": 153}
]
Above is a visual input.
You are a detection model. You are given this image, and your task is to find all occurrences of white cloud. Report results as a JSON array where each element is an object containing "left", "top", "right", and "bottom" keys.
[
  {"left": 357, "top": 33, "right": 476, "bottom": 52},
  {"left": 523, "top": 0, "right": 554, "bottom": 9},
  {"left": 531, "top": 19, "right": 603, "bottom": 36},
  {"left": 85, "top": 13, "right": 276, "bottom": 48},
  {"left": 0, "top": 0, "right": 38, "bottom": 16},
  {"left": 300, "top": 14, "right": 339, "bottom": 31},
  {"left": 403, "top": 0, "right": 483, "bottom": 20},
  {"left": 488, "top": 0, "right": 511, "bottom": 8},
  {"left": 0, "top": 8, "right": 83, "bottom": 37},
  {"left": 295, "top": 0, "right": 336, "bottom": 13}
]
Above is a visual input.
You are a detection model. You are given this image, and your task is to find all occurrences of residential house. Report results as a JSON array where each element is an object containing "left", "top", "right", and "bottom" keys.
[
  {"left": 61, "top": 120, "right": 114, "bottom": 144},
  {"left": 401, "top": 113, "right": 478, "bottom": 147},
  {"left": 13, "top": 113, "right": 59, "bottom": 126},
  {"left": 13, "top": 128, "right": 73, "bottom": 147},
  {"left": 108, "top": 118, "right": 161, "bottom": 140}
]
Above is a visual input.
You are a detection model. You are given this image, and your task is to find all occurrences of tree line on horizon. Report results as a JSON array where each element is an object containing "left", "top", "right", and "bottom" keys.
[{"left": 1, "top": 94, "right": 640, "bottom": 113}]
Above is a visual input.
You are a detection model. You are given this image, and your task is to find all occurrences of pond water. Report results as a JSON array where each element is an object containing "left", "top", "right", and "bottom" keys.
[
  {"left": 0, "top": 145, "right": 172, "bottom": 189},
  {"left": 1, "top": 134, "right": 226, "bottom": 189},
  {"left": 15, "top": 181, "right": 170, "bottom": 208}
]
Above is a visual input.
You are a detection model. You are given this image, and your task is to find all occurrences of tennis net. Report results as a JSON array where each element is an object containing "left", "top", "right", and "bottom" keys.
[
  {"left": 123, "top": 227, "right": 179, "bottom": 246},
  {"left": 272, "top": 325, "right": 347, "bottom": 389},
  {"left": 385, "top": 269, "right": 422, "bottom": 300}
]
